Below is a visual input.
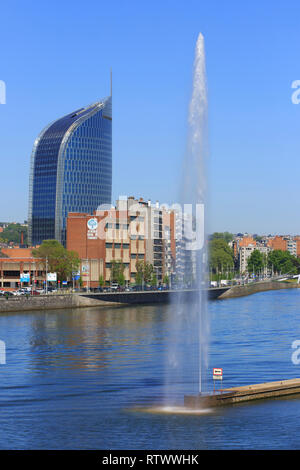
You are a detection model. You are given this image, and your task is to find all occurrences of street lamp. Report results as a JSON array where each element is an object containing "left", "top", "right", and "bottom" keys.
[{"left": 45, "top": 256, "right": 48, "bottom": 295}]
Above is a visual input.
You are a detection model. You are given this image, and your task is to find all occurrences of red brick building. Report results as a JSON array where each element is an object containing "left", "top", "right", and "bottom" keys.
[
  {"left": 267, "top": 236, "right": 287, "bottom": 251},
  {"left": 66, "top": 197, "right": 176, "bottom": 288},
  {"left": 66, "top": 204, "right": 146, "bottom": 287}
]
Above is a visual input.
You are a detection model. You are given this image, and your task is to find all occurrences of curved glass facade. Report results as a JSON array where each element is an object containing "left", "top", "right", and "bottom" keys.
[{"left": 28, "top": 97, "right": 112, "bottom": 246}]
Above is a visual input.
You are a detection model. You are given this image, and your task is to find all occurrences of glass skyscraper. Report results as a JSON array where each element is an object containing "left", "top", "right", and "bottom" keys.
[{"left": 28, "top": 96, "right": 112, "bottom": 246}]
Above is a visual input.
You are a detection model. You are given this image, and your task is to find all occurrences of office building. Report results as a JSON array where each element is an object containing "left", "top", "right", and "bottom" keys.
[
  {"left": 28, "top": 96, "right": 112, "bottom": 247},
  {"left": 66, "top": 196, "right": 176, "bottom": 287}
]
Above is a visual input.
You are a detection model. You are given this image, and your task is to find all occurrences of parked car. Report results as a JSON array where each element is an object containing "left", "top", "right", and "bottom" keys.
[
  {"left": 13, "top": 290, "right": 25, "bottom": 296},
  {"left": 103, "top": 287, "right": 112, "bottom": 292},
  {"left": 94, "top": 287, "right": 103, "bottom": 292},
  {"left": 2, "top": 291, "right": 14, "bottom": 297},
  {"left": 35, "top": 288, "right": 45, "bottom": 294},
  {"left": 47, "top": 286, "right": 57, "bottom": 293},
  {"left": 20, "top": 287, "right": 31, "bottom": 293}
]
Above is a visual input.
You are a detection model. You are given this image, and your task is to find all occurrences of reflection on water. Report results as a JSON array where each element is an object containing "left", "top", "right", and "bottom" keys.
[
  {"left": 27, "top": 305, "right": 166, "bottom": 372},
  {"left": 0, "top": 289, "right": 300, "bottom": 449},
  {"left": 130, "top": 405, "right": 214, "bottom": 415}
]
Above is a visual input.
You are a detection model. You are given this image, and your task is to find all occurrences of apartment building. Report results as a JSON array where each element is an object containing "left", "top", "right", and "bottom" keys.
[
  {"left": 66, "top": 196, "right": 176, "bottom": 287},
  {"left": 267, "top": 236, "right": 287, "bottom": 251},
  {"left": 239, "top": 244, "right": 270, "bottom": 275}
]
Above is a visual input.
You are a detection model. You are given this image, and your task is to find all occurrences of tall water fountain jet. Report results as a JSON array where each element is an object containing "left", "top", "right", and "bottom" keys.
[
  {"left": 184, "top": 32, "right": 208, "bottom": 208},
  {"left": 164, "top": 33, "right": 209, "bottom": 404}
]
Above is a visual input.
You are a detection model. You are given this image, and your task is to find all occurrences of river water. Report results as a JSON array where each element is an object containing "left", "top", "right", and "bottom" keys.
[{"left": 0, "top": 288, "right": 300, "bottom": 450}]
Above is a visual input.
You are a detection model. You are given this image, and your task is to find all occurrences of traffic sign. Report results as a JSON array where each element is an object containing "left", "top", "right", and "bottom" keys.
[
  {"left": 213, "top": 368, "right": 223, "bottom": 380},
  {"left": 20, "top": 273, "right": 30, "bottom": 283}
]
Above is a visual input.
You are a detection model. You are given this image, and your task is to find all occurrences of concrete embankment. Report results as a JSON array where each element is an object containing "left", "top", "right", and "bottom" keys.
[
  {"left": 0, "top": 294, "right": 120, "bottom": 313},
  {"left": 218, "top": 280, "right": 300, "bottom": 299},
  {"left": 0, "top": 288, "right": 227, "bottom": 313},
  {"left": 0, "top": 282, "right": 298, "bottom": 313}
]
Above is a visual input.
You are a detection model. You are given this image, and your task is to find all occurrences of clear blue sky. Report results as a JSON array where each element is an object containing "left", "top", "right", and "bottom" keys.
[{"left": 1, "top": 0, "right": 300, "bottom": 235}]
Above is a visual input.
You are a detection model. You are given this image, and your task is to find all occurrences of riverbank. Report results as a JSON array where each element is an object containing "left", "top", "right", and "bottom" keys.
[
  {"left": 0, "top": 287, "right": 227, "bottom": 313},
  {"left": 219, "top": 280, "right": 300, "bottom": 299},
  {"left": 0, "top": 281, "right": 298, "bottom": 313},
  {"left": 0, "top": 293, "right": 121, "bottom": 313}
]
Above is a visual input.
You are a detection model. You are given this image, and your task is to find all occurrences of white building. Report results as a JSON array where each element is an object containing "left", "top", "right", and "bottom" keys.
[
  {"left": 239, "top": 244, "right": 271, "bottom": 275},
  {"left": 287, "top": 238, "right": 297, "bottom": 257}
]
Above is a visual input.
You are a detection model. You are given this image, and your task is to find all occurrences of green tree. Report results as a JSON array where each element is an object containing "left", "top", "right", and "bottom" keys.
[
  {"left": 210, "top": 232, "right": 234, "bottom": 243},
  {"left": 247, "top": 249, "right": 263, "bottom": 274},
  {"left": 151, "top": 273, "right": 157, "bottom": 287},
  {"left": 135, "top": 260, "right": 144, "bottom": 283},
  {"left": 99, "top": 275, "right": 105, "bottom": 287},
  {"left": 144, "top": 262, "right": 154, "bottom": 284},
  {"left": 110, "top": 260, "right": 125, "bottom": 283},
  {"left": 163, "top": 274, "right": 169, "bottom": 285},
  {"left": 209, "top": 238, "right": 234, "bottom": 276},
  {"left": 32, "top": 239, "right": 80, "bottom": 281},
  {"left": 135, "top": 260, "right": 154, "bottom": 285},
  {"left": 118, "top": 272, "right": 125, "bottom": 286},
  {"left": 135, "top": 271, "right": 143, "bottom": 285},
  {"left": 0, "top": 223, "right": 28, "bottom": 245},
  {"left": 268, "top": 250, "right": 298, "bottom": 275}
]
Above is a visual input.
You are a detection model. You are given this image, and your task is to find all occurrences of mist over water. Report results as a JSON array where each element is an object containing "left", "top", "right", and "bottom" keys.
[{"left": 164, "top": 33, "right": 209, "bottom": 403}]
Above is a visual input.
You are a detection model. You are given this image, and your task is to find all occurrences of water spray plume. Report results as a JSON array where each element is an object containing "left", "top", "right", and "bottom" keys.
[
  {"left": 164, "top": 33, "right": 209, "bottom": 403},
  {"left": 184, "top": 32, "right": 208, "bottom": 207}
]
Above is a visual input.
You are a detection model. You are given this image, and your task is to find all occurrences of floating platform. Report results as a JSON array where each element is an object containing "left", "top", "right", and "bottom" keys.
[{"left": 184, "top": 378, "right": 300, "bottom": 408}]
